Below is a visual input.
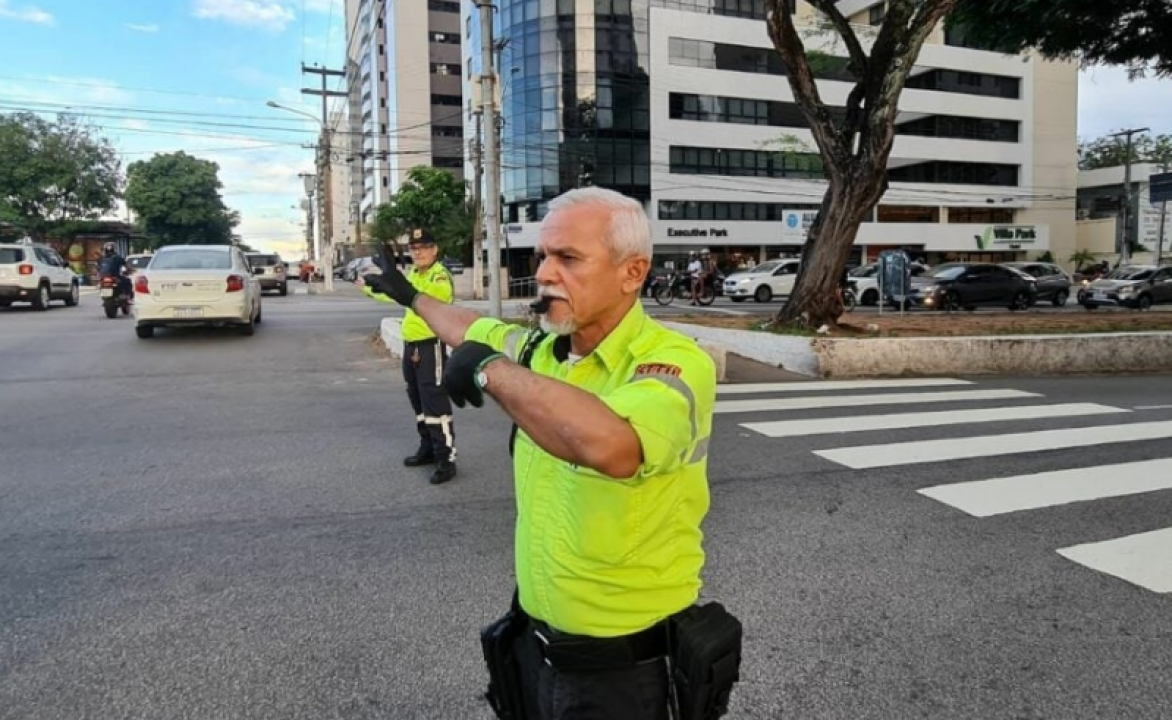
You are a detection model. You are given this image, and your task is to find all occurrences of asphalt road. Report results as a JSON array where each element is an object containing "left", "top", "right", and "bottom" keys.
[{"left": 2, "top": 286, "right": 1170, "bottom": 719}]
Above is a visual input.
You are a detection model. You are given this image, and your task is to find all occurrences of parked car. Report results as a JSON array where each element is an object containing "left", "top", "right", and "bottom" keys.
[
  {"left": 442, "top": 257, "right": 465, "bottom": 275},
  {"left": 0, "top": 240, "right": 80, "bottom": 310},
  {"left": 908, "top": 262, "right": 1037, "bottom": 311},
  {"left": 848, "top": 262, "right": 930, "bottom": 305},
  {"left": 1079, "top": 265, "right": 1172, "bottom": 311},
  {"left": 132, "top": 245, "right": 263, "bottom": 338},
  {"left": 126, "top": 253, "right": 153, "bottom": 271},
  {"left": 722, "top": 258, "right": 801, "bottom": 303},
  {"left": 245, "top": 252, "right": 288, "bottom": 296},
  {"left": 1002, "top": 261, "right": 1072, "bottom": 306}
]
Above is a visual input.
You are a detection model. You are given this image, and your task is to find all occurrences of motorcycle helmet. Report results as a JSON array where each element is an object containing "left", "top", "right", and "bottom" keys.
[{"left": 103, "top": 242, "right": 117, "bottom": 257}]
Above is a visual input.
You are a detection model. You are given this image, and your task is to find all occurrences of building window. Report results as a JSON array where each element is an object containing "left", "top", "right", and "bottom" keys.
[
  {"left": 668, "top": 38, "right": 853, "bottom": 81},
  {"left": 652, "top": 0, "right": 792, "bottom": 19},
  {"left": 431, "top": 31, "right": 460, "bottom": 44},
  {"left": 948, "top": 207, "right": 1016, "bottom": 224},
  {"left": 896, "top": 115, "right": 1020, "bottom": 142},
  {"left": 887, "top": 161, "right": 1020, "bottom": 186},
  {"left": 433, "top": 157, "right": 464, "bottom": 168},
  {"left": 876, "top": 205, "right": 940, "bottom": 223},
  {"left": 432, "top": 127, "right": 464, "bottom": 138},
  {"left": 431, "top": 63, "right": 460, "bottom": 76},
  {"left": 869, "top": 3, "right": 886, "bottom": 25},
  {"left": 382, "top": 176, "right": 388, "bottom": 187},
  {"left": 428, "top": 0, "right": 460, "bottom": 12},
  {"left": 669, "top": 145, "right": 827, "bottom": 179},
  {"left": 465, "top": 15, "right": 472, "bottom": 37},
  {"left": 659, "top": 200, "right": 819, "bottom": 221},
  {"left": 906, "top": 69, "right": 1021, "bottom": 99},
  {"left": 431, "top": 93, "right": 463, "bottom": 107}
]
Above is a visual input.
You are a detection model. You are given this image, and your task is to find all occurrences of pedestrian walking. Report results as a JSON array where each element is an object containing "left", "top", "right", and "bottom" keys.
[
  {"left": 358, "top": 228, "right": 458, "bottom": 485},
  {"left": 361, "top": 188, "right": 741, "bottom": 719}
]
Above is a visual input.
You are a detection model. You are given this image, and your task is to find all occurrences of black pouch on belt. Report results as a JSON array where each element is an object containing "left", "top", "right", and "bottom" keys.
[
  {"left": 480, "top": 592, "right": 528, "bottom": 720},
  {"left": 668, "top": 602, "right": 743, "bottom": 720}
]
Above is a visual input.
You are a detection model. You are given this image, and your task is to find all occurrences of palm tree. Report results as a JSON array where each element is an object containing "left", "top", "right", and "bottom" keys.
[{"left": 1068, "top": 249, "right": 1097, "bottom": 273}]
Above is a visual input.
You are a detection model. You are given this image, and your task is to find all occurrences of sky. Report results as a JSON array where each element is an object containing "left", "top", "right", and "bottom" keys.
[{"left": 0, "top": 0, "right": 1169, "bottom": 256}]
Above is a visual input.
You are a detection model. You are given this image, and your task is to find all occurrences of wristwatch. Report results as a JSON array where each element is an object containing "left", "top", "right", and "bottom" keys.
[{"left": 475, "top": 368, "right": 490, "bottom": 390}]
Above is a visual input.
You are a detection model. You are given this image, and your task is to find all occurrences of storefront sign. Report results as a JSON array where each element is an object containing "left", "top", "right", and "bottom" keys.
[
  {"left": 666, "top": 227, "right": 729, "bottom": 238},
  {"left": 976, "top": 225, "right": 1039, "bottom": 250},
  {"left": 782, "top": 210, "right": 818, "bottom": 243}
]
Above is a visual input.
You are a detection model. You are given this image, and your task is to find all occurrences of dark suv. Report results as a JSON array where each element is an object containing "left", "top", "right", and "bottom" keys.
[
  {"left": 245, "top": 253, "right": 288, "bottom": 296},
  {"left": 1079, "top": 265, "right": 1172, "bottom": 311},
  {"left": 909, "top": 262, "right": 1037, "bottom": 311},
  {"left": 1003, "top": 261, "right": 1072, "bottom": 306}
]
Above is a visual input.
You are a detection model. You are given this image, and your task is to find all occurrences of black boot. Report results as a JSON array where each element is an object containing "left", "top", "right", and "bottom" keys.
[
  {"left": 429, "top": 459, "right": 457, "bottom": 485},
  {"left": 404, "top": 444, "right": 435, "bottom": 467}
]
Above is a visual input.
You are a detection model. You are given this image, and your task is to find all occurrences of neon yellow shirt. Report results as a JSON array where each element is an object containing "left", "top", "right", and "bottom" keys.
[
  {"left": 363, "top": 262, "right": 454, "bottom": 341},
  {"left": 465, "top": 301, "right": 715, "bottom": 637}
]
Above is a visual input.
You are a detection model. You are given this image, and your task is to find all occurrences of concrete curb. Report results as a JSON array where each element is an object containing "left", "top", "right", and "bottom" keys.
[
  {"left": 812, "top": 331, "right": 1172, "bottom": 378},
  {"left": 379, "top": 317, "right": 730, "bottom": 382},
  {"left": 661, "top": 322, "right": 820, "bottom": 377}
]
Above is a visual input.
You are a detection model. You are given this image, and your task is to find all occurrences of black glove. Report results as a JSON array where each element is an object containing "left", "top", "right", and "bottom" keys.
[
  {"left": 443, "top": 341, "right": 505, "bottom": 408},
  {"left": 367, "top": 248, "right": 419, "bottom": 307}
]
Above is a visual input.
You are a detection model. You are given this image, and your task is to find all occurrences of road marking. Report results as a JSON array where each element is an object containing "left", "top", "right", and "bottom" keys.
[
  {"left": 743, "top": 403, "right": 1128, "bottom": 438},
  {"left": 815, "top": 420, "right": 1172, "bottom": 469},
  {"left": 1058, "top": 528, "right": 1172, "bottom": 594},
  {"left": 715, "top": 388, "right": 1038, "bottom": 415},
  {"left": 717, "top": 378, "right": 972, "bottom": 396},
  {"left": 918, "top": 457, "right": 1172, "bottom": 517},
  {"left": 1135, "top": 405, "right": 1172, "bottom": 410}
]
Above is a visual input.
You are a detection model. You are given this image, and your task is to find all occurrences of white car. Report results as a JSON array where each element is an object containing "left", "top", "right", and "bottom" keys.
[
  {"left": 722, "top": 259, "right": 801, "bottom": 302},
  {"left": 848, "top": 262, "right": 930, "bottom": 305},
  {"left": 0, "top": 240, "right": 80, "bottom": 310},
  {"left": 132, "top": 245, "right": 262, "bottom": 339}
]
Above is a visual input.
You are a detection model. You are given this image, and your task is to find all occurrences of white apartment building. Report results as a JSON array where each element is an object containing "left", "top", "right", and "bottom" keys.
[
  {"left": 1078, "top": 163, "right": 1171, "bottom": 259},
  {"left": 465, "top": 0, "right": 1078, "bottom": 277},
  {"left": 346, "top": 0, "right": 467, "bottom": 224}
]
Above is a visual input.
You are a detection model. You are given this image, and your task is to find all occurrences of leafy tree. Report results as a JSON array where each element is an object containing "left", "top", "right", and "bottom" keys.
[
  {"left": 0, "top": 112, "right": 123, "bottom": 240},
  {"left": 1068, "top": 249, "right": 1098, "bottom": 272},
  {"left": 762, "top": 0, "right": 961, "bottom": 328},
  {"left": 950, "top": 0, "right": 1172, "bottom": 78},
  {"left": 1079, "top": 133, "right": 1172, "bottom": 171},
  {"left": 370, "top": 166, "right": 468, "bottom": 259},
  {"left": 125, "top": 152, "right": 239, "bottom": 248}
]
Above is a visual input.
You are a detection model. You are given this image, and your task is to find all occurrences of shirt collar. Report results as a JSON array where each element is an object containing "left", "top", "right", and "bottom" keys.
[{"left": 589, "top": 299, "right": 646, "bottom": 372}]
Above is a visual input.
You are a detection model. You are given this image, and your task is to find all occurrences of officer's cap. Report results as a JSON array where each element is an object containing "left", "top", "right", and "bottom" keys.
[{"left": 407, "top": 228, "right": 437, "bottom": 246}]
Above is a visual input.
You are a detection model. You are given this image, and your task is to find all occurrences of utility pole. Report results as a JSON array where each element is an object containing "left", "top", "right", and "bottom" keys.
[
  {"left": 301, "top": 64, "right": 346, "bottom": 291},
  {"left": 1111, "top": 127, "right": 1150, "bottom": 266},
  {"left": 470, "top": 113, "right": 485, "bottom": 300},
  {"left": 476, "top": 0, "right": 503, "bottom": 317},
  {"left": 1157, "top": 162, "right": 1170, "bottom": 268}
]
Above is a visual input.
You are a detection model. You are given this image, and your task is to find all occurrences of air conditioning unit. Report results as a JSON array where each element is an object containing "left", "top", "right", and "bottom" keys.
[{"left": 1077, "top": 208, "right": 1091, "bottom": 220}]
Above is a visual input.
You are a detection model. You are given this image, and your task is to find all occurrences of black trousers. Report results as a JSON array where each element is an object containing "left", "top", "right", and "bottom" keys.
[
  {"left": 511, "top": 620, "right": 671, "bottom": 720},
  {"left": 402, "top": 339, "right": 455, "bottom": 462}
]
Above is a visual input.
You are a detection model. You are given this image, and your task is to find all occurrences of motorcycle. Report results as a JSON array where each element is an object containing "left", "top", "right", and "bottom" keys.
[
  {"left": 99, "top": 275, "right": 132, "bottom": 319},
  {"left": 653, "top": 271, "right": 716, "bottom": 306}
]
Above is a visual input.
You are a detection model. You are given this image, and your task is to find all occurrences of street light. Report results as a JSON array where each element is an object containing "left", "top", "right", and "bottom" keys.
[{"left": 269, "top": 99, "right": 337, "bottom": 291}]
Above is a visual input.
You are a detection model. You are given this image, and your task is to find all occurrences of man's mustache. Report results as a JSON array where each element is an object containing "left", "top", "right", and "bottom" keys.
[{"left": 530, "top": 289, "right": 568, "bottom": 313}]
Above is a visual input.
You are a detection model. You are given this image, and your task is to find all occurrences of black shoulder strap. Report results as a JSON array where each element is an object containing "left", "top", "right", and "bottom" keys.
[{"left": 508, "top": 329, "right": 548, "bottom": 458}]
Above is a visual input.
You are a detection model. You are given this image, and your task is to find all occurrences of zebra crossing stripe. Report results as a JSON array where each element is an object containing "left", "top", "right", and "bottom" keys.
[
  {"left": 742, "top": 402, "right": 1128, "bottom": 438},
  {"left": 717, "top": 378, "right": 972, "bottom": 396},
  {"left": 815, "top": 420, "right": 1172, "bottom": 469},
  {"left": 715, "top": 388, "right": 1038, "bottom": 415},
  {"left": 1057, "top": 528, "right": 1172, "bottom": 594},
  {"left": 918, "top": 458, "right": 1172, "bottom": 517}
]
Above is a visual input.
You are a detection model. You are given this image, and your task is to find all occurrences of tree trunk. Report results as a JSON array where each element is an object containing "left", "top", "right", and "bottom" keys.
[{"left": 776, "top": 176, "right": 883, "bottom": 328}]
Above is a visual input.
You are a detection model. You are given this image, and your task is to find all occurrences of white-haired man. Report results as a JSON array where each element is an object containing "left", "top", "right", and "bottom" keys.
[{"left": 363, "top": 187, "right": 729, "bottom": 719}]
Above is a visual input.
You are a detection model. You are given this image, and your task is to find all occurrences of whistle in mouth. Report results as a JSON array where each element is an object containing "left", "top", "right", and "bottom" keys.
[{"left": 530, "top": 296, "right": 553, "bottom": 313}]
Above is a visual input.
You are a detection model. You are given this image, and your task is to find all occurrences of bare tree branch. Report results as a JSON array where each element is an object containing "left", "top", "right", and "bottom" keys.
[
  {"left": 804, "top": 0, "right": 870, "bottom": 79},
  {"left": 764, "top": 0, "right": 850, "bottom": 172}
]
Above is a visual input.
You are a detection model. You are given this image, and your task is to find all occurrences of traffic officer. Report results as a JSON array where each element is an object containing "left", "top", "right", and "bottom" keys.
[
  {"left": 358, "top": 228, "right": 458, "bottom": 485},
  {"left": 365, "top": 187, "right": 719, "bottom": 718}
]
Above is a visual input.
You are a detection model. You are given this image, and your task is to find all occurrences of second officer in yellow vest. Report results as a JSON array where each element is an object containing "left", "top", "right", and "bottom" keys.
[{"left": 359, "top": 228, "right": 458, "bottom": 485}]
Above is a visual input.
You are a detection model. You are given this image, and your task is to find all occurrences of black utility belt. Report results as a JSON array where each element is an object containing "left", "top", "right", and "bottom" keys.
[{"left": 531, "top": 618, "right": 669, "bottom": 671}]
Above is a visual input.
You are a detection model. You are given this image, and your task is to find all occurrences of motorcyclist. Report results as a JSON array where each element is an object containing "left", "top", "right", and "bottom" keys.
[{"left": 97, "top": 242, "right": 133, "bottom": 299}]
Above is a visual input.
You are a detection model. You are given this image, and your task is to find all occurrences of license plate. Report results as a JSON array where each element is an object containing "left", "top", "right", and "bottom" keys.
[
  {"left": 1094, "top": 292, "right": 1108, "bottom": 300},
  {"left": 161, "top": 283, "right": 178, "bottom": 291},
  {"left": 100, "top": 288, "right": 114, "bottom": 298},
  {"left": 174, "top": 307, "right": 204, "bottom": 318}
]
